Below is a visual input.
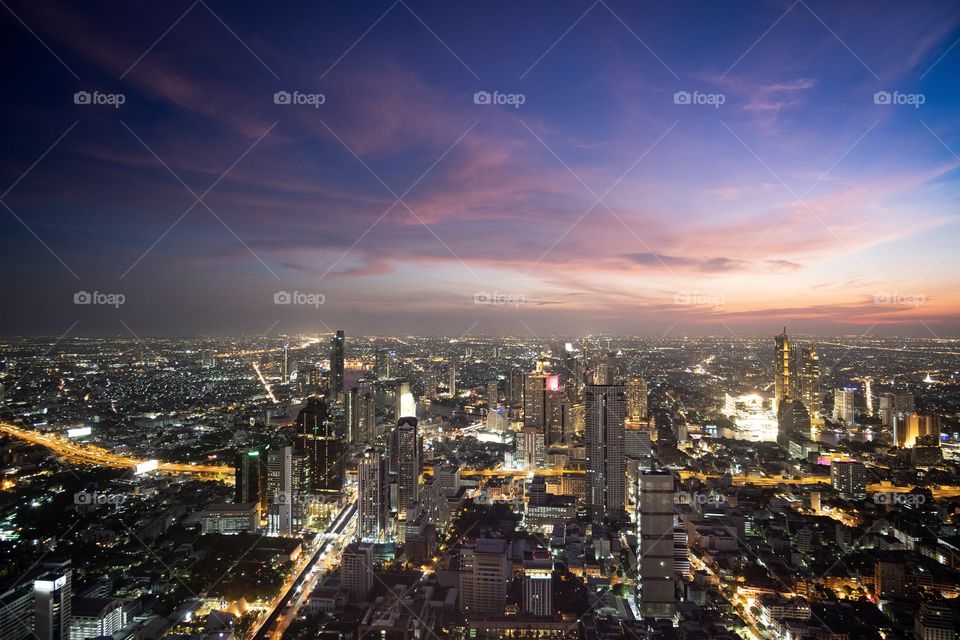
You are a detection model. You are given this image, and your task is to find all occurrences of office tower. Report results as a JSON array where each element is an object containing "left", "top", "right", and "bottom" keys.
[
  {"left": 329, "top": 330, "right": 345, "bottom": 399},
  {"left": 524, "top": 370, "right": 559, "bottom": 431},
  {"left": 357, "top": 448, "right": 389, "bottom": 542},
  {"left": 522, "top": 550, "right": 553, "bottom": 617},
  {"left": 1, "top": 580, "right": 35, "bottom": 640},
  {"left": 34, "top": 560, "right": 71, "bottom": 640},
  {"left": 235, "top": 447, "right": 268, "bottom": 513},
  {"left": 777, "top": 399, "right": 811, "bottom": 441},
  {"left": 374, "top": 350, "right": 391, "bottom": 380},
  {"left": 585, "top": 384, "right": 626, "bottom": 519},
  {"left": 508, "top": 368, "right": 523, "bottom": 405},
  {"left": 346, "top": 387, "right": 359, "bottom": 442},
  {"left": 774, "top": 328, "right": 794, "bottom": 412},
  {"left": 395, "top": 380, "right": 415, "bottom": 419},
  {"left": 798, "top": 347, "right": 821, "bottom": 422},
  {"left": 878, "top": 393, "right": 895, "bottom": 427},
  {"left": 448, "top": 363, "right": 457, "bottom": 396},
  {"left": 832, "top": 388, "right": 856, "bottom": 424},
  {"left": 486, "top": 379, "right": 498, "bottom": 409},
  {"left": 267, "top": 445, "right": 293, "bottom": 535},
  {"left": 830, "top": 461, "right": 867, "bottom": 500},
  {"left": 295, "top": 398, "right": 343, "bottom": 494},
  {"left": 625, "top": 421, "right": 653, "bottom": 459},
  {"left": 903, "top": 413, "right": 941, "bottom": 448},
  {"left": 626, "top": 376, "right": 648, "bottom": 422},
  {"left": 282, "top": 344, "right": 289, "bottom": 384},
  {"left": 459, "top": 539, "right": 510, "bottom": 616},
  {"left": 394, "top": 417, "right": 420, "bottom": 523},
  {"left": 69, "top": 598, "right": 126, "bottom": 640},
  {"left": 638, "top": 471, "right": 675, "bottom": 618},
  {"left": 864, "top": 377, "right": 874, "bottom": 415},
  {"left": 518, "top": 425, "right": 545, "bottom": 469},
  {"left": 341, "top": 542, "right": 374, "bottom": 602},
  {"left": 546, "top": 388, "right": 572, "bottom": 445}
]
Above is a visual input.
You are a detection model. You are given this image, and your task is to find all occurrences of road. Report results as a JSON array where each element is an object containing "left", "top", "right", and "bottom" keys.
[
  {"left": 0, "top": 421, "right": 233, "bottom": 479},
  {"left": 252, "top": 500, "right": 357, "bottom": 640}
]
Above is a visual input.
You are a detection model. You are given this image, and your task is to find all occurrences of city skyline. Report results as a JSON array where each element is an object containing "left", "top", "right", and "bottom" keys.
[{"left": 2, "top": 1, "right": 959, "bottom": 336}]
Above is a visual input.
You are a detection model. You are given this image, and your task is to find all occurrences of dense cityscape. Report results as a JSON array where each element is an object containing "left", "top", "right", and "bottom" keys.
[{"left": 2, "top": 331, "right": 960, "bottom": 640}]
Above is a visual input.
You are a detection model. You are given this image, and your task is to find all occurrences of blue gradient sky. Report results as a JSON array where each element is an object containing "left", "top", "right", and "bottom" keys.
[{"left": 1, "top": 0, "right": 959, "bottom": 336}]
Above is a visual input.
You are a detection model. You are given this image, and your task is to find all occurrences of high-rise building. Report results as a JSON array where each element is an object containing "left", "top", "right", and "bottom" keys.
[
  {"left": 507, "top": 368, "right": 523, "bottom": 405},
  {"left": 395, "top": 380, "right": 416, "bottom": 420},
  {"left": 282, "top": 344, "right": 290, "bottom": 384},
  {"left": 459, "top": 539, "right": 510, "bottom": 616},
  {"left": 518, "top": 425, "right": 545, "bottom": 469},
  {"left": 774, "top": 328, "right": 794, "bottom": 412},
  {"left": 235, "top": 447, "right": 268, "bottom": 513},
  {"left": 524, "top": 369, "right": 559, "bottom": 432},
  {"left": 522, "top": 550, "right": 553, "bottom": 617},
  {"left": 626, "top": 376, "right": 648, "bottom": 422},
  {"left": 830, "top": 461, "right": 867, "bottom": 500},
  {"left": 585, "top": 384, "right": 626, "bottom": 519},
  {"left": 903, "top": 413, "right": 941, "bottom": 448},
  {"left": 357, "top": 448, "right": 389, "bottom": 542},
  {"left": 798, "top": 347, "right": 821, "bottom": 422},
  {"left": 267, "top": 445, "right": 293, "bottom": 535},
  {"left": 915, "top": 601, "right": 954, "bottom": 640},
  {"left": 394, "top": 417, "right": 420, "bottom": 523},
  {"left": 341, "top": 542, "right": 374, "bottom": 602},
  {"left": 832, "top": 388, "right": 856, "bottom": 424},
  {"left": 0, "top": 580, "right": 36, "bottom": 640},
  {"left": 638, "top": 471, "right": 675, "bottom": 618},
  {"left": 329, "top": 330, "right": 345, "bottom": 399},
  {"left": 546, "top": 388, "right": 572, "bottom": 445},
  {"left": 295, "top": 398, "right": 343, "bottom": 494},
  {"left": 486, "top": 379, "right": 498, "bottom": 409},
  {"left": 33, "top": 560, "right": 71, "bottom": 640},
  {"left": 448, "top": 363, "right": 457, "bottom": 396}
]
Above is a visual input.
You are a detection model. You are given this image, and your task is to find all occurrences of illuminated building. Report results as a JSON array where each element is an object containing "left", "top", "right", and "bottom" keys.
[
  {"left": 722, "top": 393, "right": 778, "bottom": 442},
  {"left": 518, "top": 425, "right": 545, "bottom": 469},
  {"left": 235, "top": 446, "right": 268, "bottom": 512},
  {"left": 522, "top": 550, "right": 553, "bottom": 616},
  {"left": 357, "top": 448, "right": 389, "bottom": 541},
  {"left": 585, "top": 384, "right": 626, "bottom": 519},
  {"left": 267, "top": 445, "right": 293, "bottom": 535},
  {"left": 448, "top": 363, "right": 457, "bottom": 396},
  {"left": 34, "top": 560, "right": 71, "bottom": 640},
  {"left": 296, "top": 398, "right": 344, "bottom": 494},
  {"left": 546, "top": 388, "right": 571, "bottom": 445},
  {"left": 486, "top": 379, "right": 498, "bottom": 409},
  {"left": 830, "top": 461, "right": 866, "bottom": 500},
  {"left": 626, "top": 376, "right": 648, "bottom": 422},
  {"left": 903, "top": 413, "right": 941, "bottom": 448},
  {"left": 774, "top": 328, "right": 794, "bottom": 412},
  {"left": 638, "top": 471, "right": 675, "bottom": 618},
  {"left": 459, "top": 539, "right": 510, "bottom": 616},
  {"left": 329, "top": 330, "right": 345, "bottom": 399},
  {"left": 282, "top": 343, "right": 289, "bottom": 384},
  {"left": 832, "top": 388, "right": 856, "bottom": 424},
  {"left": 915, "top": 601, "right": 954, "bottom": 640},
  {"left": 395, "top": 380, "right": 416, "bottom": 420},
  {"left": 393, "top": 417, "right": 420, "bottom": 525},
  {"left": 798, "top": 347, "right": 821, "bottom": 423},
  {"left": 524, "top": 368, "right": 558, "bottom": 432}
]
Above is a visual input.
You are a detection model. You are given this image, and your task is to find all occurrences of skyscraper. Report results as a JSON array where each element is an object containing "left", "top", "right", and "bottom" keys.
[
  {"left": 774, "top": 328, "right": 794, "bottom": 412},
  {"left": 395, "top": 380, "right": 416, "bottom": 420},
  {"left": 329, "top": 330, "right": 345, "bottom": 399},
  {"left": 459, "top": 539, "right": 510, "bottom": 616},
  {"left": 797, "top": 346, "right": 821, "bottom": 423},
  {"left": 235, "top": 447, "right": 268, "bottom": 513},
  {"left": 832, "top": 388, "right": 856, "bottom": 424},
  {"left": 585, "top": 384, "right": 626, "bottom": 519},
  {"left": 448, "top": 363, "right": 457, "bottom": 396},
  {"left": 295, "top": 398, "right": 344, "bottom": 494},
  {"left": 831, "top": 461, "right": 867, "bottom": 500},
  {"left": 486, "top": 379, "right": 498, "bottom": 409},
  {"left": 341, "top": 542, "right": 374, "bottom": 602},
  {"left": 522, "top": 550, "right": 553, "bottom": 617},
  {"left": 267, "top": 445, "right": 293, "bottom": 535},
  {"left": 357, "top": 448, "right": 389, "bottom": 541},
  {"left": 626, "top": 376, "right": 648, "bottom": 422},
  {"left": 282, "top": 344, "right": 289, "bottom": 384},
  {"left": 393, "top": 417, "right": 420, "bottom": 523},
  {"left": 638, "top": 471, "right": 675, "bottom": 618},
  {"left": 33, "top": 561, "right": 71, "bottom": 640}
]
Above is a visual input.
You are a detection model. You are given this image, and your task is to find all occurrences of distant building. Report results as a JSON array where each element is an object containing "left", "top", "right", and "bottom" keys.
[
  {"left": 830, "top": 461, "right": 867, "bottom": 500},
  {"left": 267, "top": 445, "right": 293, "bottom": 535},
  {"left": 585, "top": 384, "right": 626, "bottom": 519},
  {"left": 459, "top": 539, "right": 510, "bottom": 616},
  {"left": 69, "top": 598, "right": 126, "bottom": 640},
  {"left": 626, "top": 377, "right": 648, "bottom": 422},
  {"left": 235, "top": 447, "right": 267, "bottom": 513},
  {"left": 357, "top": 448, "right": 389, "bottom": 542},
  {"left": 774, "top": 328, "right": 793, "bottom": 413},
  {"left": 832, "top": 388, "right": 856, "bottom": 424},
  {"left": 393, "top": 417, "right": 420, "bottom": 527},
  {"left": 638, "top": 471, "right": 675, "bottom": 618},
  {"left": 341, "top": 542, "right": 374, "bottom": 602},
  {"left": 329, "top": 330, "right": 345, "bottom": 399},
  {"left": 200, "top": 503, "right": 259, "bottom": 534},
  {"left": 798, "top": 347, "right": 821, "bottom": 422}
]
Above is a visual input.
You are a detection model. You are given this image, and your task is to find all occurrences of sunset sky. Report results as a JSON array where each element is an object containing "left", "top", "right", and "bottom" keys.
[{"left": 2, "top": 0, "right": 959, "bottom": 336}]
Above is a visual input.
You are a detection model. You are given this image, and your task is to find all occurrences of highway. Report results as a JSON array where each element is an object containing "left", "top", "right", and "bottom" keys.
[
  {"left": 252, "top": 500, "right": 357, "bottom": 640},
  {"left": 0, "top": 421, "right": 234, "bottom": 479}
]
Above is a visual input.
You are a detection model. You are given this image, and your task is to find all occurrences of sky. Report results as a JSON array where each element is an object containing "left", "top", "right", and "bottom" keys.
[{"left": 1, "top": 0, "right": 959, "bottom": 337}]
